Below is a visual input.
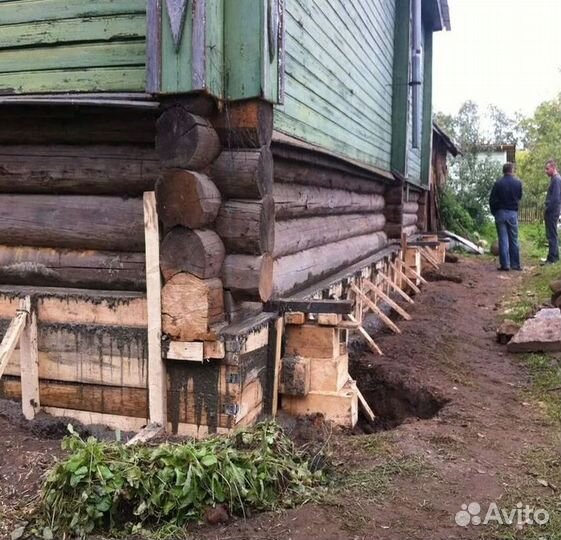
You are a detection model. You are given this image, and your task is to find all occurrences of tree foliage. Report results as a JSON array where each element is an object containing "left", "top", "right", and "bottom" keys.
[
  {"left": 434, "top": 101, "right": 521, "bottom": 230},
  {"left": 516, "top": 95, "right": 561, "bottom": 203},
  {"left": 436, "top": 95, "right": 561, "bottom": 234}
]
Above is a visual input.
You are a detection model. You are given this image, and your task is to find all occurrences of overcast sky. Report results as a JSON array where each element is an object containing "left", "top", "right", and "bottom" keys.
[{"left": 433, "top": 0, "right": 561, "bottom": 117}]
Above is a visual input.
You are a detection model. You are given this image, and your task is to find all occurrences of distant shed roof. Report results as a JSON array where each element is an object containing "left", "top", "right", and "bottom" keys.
[{"left": 433, "top": 122, "right": 462, "bottom": 157}]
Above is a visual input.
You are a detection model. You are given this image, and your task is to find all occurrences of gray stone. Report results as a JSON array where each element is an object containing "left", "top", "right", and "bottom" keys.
[
  {"left": 508, "top": 310, "right": 561, "bottom": 352},
  {"left": 534, "top": 308, "right": 561, "bottom": 319}
]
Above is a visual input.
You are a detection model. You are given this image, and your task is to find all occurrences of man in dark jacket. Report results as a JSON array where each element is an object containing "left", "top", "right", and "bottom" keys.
[
  {"left": 489, "top": 162, "right": 523, "bottom": 271},
  {"left": 543, "top": 159, "right": 561, "bottom": 264}
]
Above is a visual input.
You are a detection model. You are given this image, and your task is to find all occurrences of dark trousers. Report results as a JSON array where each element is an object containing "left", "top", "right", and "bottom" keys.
[
  {"left": 495, "top": 209, "right": 521, "bottom": 270},
  {"left": 545, "top": 209, "right": 560, "bottom": 262}
]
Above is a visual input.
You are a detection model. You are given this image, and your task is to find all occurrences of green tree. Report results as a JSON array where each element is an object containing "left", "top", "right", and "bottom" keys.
[
  {"left": 434, "top": 101, "right": 522, "bottom": 230},
  {"left": 517, "top": 95, "right": 561, "bottom": 204}
]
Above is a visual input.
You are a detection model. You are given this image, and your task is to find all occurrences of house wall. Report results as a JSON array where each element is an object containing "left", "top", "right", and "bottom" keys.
[
  {"left": 0, "top": 0, "right": 147, "bottom": 94},
  {"left": 273, "top": 0, "right": 396, "bottom": 173}
]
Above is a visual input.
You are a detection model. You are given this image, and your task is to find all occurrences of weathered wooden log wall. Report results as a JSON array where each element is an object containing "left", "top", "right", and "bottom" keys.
[
  {"left": 271, "top": 145, "right": 388, "bottom": 297},
  {"left": 210, "top": 101, "right": 276, "bottom": 312},
  {"left": 0, "top": 105, "right": 159, "bottom": 291},
  {"left": 384, "top": 183, "right": 424, "bottom": 239},
  {"left": 153, "top": 99, "right": 271, "bottom": 433}
]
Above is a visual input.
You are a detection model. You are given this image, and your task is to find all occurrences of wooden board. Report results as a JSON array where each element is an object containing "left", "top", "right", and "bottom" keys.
[
  {"left": 144, "top": 191, "right": 165, "bottom": 426},
  {"left": 281, "top": 380, "right": 358, "bottom": 428},
  {"left": 4, "top": 324, "right": 148, "bottom": 389},
  {"left": 285, "top": 324, "right": 341, "bottom": 359},
  {"left": 0, "top": 194, "right": 144, "bottom": 251},
  {"left": 264, "top": 299, "right": 353, "bottom": 314},
  {"left": 0, "top": 287, "right": 147, "bottom": 327}
]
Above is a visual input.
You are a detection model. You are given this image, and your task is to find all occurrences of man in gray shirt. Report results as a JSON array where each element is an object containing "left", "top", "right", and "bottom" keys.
[{"left": 543, "top": 159, "right": 561, "bottom": 264}]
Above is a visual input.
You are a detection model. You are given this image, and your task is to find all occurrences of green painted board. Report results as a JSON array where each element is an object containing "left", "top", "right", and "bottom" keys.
[
  {"left": 204, "top": 0, "right": 224, "bottom": 97},
  {"left": 390, "top": 0, "right": 411, "bottom": 175},
  {"left": 223, "top": 0, "right": 278, "bottom": 101},
  {"left": 420, "top": 30, "right": 433, "bottom": 186},
  {"left": 0, "top": 0, "right": 145, "bottom": 25},
  {"left": 0, "top": 67, "right": 145, "bottom": 94},
  {"left": 406, "top": 25, "right": 426, "bottom": 185},
  {"left": 0, "top": 0, "right": 146, "bottom": 94},
  {"left": 159, "top": 0, "right": 224, "bottom": 97},
  {"left": 274, "top": 0, "right": 395, "bottom": 172},
  {"left": 224, "top": 0, "right": 262, "bottom": 99},
  {"left": 0, "top": 41, "right": 145, "bottom": 74},
  {"left": 284, "top": 44, "right": 391, "bottom": 147},
  {"left": 160, "top": 1, "right": 194, "bottom": 93},
  {"left": 0, "top": 15, "right": 145, "bottom": 49}
]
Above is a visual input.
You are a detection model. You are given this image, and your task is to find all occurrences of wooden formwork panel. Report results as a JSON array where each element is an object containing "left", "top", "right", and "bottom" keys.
[{"left": 281, "top": 380, "right": 358, "bottom": 428}]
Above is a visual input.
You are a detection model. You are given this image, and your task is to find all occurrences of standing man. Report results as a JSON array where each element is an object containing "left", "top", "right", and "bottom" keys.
[
  {"left": 543, "top": 159, "right": 561, "bottom": 265},
  {"left": 489, "top": 162, "right": 523, "bottom": 271}
]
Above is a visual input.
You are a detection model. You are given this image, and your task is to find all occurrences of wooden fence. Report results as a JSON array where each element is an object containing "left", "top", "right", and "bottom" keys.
[{"left": 518, "top": 203, "right": 543, "bottom": 224}]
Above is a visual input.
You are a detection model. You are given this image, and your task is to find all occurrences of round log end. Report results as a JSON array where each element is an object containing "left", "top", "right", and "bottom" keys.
[
  {"left": 161, "top": 228, "right": 225, "bottom": 281},
  {"left": 156, "top": 170, "right": 221, "bottom": 229},
  {"left": 156, "top": 106, "right": 221, "bottom": 170}
]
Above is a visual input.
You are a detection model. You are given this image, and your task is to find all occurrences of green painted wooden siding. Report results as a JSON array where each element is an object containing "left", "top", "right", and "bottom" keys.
[
  {"left": 273, "top": 0, "right": 396, "bottom": 172},
  {"left": 406, "top": 27, "right": 424, "bottom": 184},
  {"left": 160, "top": 0, "right": 224, "bottom": 96},
  {"left": 420, "top": 29, "right": 433, "bottom": 186},
  {"left": 0, "top": 0, "right": 146, "bottom": 94},
  {"left": 223, "top": 0, "right": 278, "bottom": 101}
]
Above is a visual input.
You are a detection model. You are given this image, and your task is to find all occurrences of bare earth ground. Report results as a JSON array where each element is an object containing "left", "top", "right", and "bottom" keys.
[{"left": 1, "top": 256, "right": 559, "bottom": 540}]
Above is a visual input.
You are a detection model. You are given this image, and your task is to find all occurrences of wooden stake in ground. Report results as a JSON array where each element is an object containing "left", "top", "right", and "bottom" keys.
[
  {"left": 390, "top": 261, "right": 421, "bottom": 294},
  {"left": 378, "top": 272, "right": 414, "bottom": 304},
  {"left": 0, "top": 300, "right": 28, "bottom": 379},
  {"left": 420, "top": 247, "right": 440, "bottom": 269},
  {"left": 355, "top": 384, "right": 376, "bottom": 422},
  {"left": 20, "top": 296, "right": 39, "bottom": 420},
  {"left": 398, "top": 257, "right": 427, "bottom": 285},
  {"left": 126, "top": 422, "right": 164, "bottom": 446},
  {"left": 363, "top": 278, "right": 411, "bottom": 321},
  {"left": 144, "top": 191, "right": 166, "bottom": 428},
  {"left": 272, "top": 317, "right": 284, "bottom": 416},
  {"left": 347, "top": 314, "right": 383, "bottom": 355},
  {"left": 351, "top": 284, "right": 401, "bottom": 334}
]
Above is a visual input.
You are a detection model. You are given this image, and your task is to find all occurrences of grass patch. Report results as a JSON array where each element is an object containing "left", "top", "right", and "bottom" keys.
[
  {"left": 347, "top": 433, "right": 395, "bottom": 458},
  {"left": 338, "top": 456, "right": 428, "bottom": 502},
  {"left": 479, "top": 447, "right": 561, "bottom": 540},
  {"left": 483, "top": 226, "right": 561, "bottom": 539},
  {"left": 498, "top": 223, "right": 560, "bottom": 323},
  {"left": 519, "top": 354, "right": 561, "bottom": 423}
]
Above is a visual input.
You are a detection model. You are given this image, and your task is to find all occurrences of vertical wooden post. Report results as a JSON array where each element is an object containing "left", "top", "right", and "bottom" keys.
[
  {"left": 144, "top": 191, "right": 167, "bottom": 427},
  {"left": 271, "top": 316, "right": 284, "bottom": 417},
  {"left": 20, "top": 296, "right": 39, "bottom": 420}
]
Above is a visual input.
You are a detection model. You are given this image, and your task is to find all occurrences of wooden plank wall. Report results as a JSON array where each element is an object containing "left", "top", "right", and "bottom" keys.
[
  {"left": 273, "top": 0, "right": 395, "bottom": 171},
  {"left": 0, "top": 0, "right": 147, "bottom": 94},
  {"left": 0, "top": 288, "right": 266, "bottom": 435}
]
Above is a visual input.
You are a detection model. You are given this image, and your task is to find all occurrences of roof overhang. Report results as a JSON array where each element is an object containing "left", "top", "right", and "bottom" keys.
[
  {"left": 425, "top": 0, "right": 451, "bottom": 32},
  {"left": 433, "top": 122, "right": 462, "bottom": 156}
]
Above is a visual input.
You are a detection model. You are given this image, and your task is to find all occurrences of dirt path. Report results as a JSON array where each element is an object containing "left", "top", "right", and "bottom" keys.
[
  {"left": 0, "top": 256, "right": 557, "bottom": 540},
  {"left": 199, "top": 256, "right": 555, "bottom": 540}
]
